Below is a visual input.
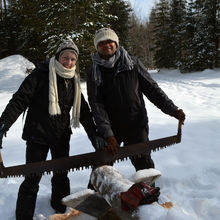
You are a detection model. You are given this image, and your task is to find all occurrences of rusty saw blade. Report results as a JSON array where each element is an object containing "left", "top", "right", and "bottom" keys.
[{"left": 0, "top": 120, "right": 182, "bottom": 178}]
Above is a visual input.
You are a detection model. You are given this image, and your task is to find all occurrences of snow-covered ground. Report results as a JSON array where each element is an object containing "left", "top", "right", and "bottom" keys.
[{"left": 0, "top": 55, "right": 219, "bottom": 220}]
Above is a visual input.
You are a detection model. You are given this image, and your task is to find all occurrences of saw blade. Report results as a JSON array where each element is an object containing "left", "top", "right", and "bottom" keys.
[
  {"left": 0, "top": 134, "right": 180, "bottom": 178},
  {"left": 0, "top": 120, "right": 182, "bottom": 178}
]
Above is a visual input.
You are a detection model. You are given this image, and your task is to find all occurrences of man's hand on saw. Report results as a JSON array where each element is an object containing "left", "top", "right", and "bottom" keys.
[
  {"left": 105, "top": 136, "right": 119, "bottom": 155},
  {"left": 174, "top": 109, "right": 185, "bottom": 124}
]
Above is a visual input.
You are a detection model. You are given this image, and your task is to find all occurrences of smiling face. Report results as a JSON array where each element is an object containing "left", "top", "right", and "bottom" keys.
[
  {"left": 59, "top": 51, "right": 77, "bottom": 69},
  {"left": 97, "top": 40, "right": 117, "bottom": 60}
]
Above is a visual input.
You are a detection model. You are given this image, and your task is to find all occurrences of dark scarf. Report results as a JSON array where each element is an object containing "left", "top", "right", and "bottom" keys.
[{"left": 92, "top": 46, "right": 134, "bottom": 85}]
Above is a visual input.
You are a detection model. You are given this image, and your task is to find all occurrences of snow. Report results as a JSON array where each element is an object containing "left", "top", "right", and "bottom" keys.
[
  {"left": 0, "top": 55, "right": 220, "bottom": 219},
  {"left": 129, "top": 168, "right": 161, "bottom": 184},
  {"left": 62, "top": 189, "right": 95, "bottom": 208}
]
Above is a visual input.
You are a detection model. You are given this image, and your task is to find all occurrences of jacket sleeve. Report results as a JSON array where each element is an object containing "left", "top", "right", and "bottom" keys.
[
  {"left": 0, "top": 70, "right": 39, "bottom": 131},
  {"left": 136, "top": 58, "right": 178, "bottom": 117},
  {"left": 79, "top": 93, "right": 97, "bottom": 143},
  {"left": 86, "top": 69, "right": 114, "bottom": 139}
]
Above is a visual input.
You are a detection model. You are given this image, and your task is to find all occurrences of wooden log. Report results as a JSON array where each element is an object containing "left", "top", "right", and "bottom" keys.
[
  {"left": 90, "top": 166, "right": 161, "bottom": 219},
  {"left": 48, "top": 166, "right": 162, "bottom": 219}
]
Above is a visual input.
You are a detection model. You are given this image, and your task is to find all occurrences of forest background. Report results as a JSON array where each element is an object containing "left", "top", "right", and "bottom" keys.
[{"left": 0, "top": 0, "right": 219, "bottom": 79}]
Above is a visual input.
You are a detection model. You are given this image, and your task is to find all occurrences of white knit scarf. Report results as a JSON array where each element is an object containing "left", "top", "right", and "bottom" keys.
[{"left": 49, "top": 56, "right": 81, "bottom": 128}]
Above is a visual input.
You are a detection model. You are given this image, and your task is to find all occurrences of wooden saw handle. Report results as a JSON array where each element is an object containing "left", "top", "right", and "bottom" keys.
[
  {"left": 0, "top": 150, "right": 5, "bottom": 177},
  {"left": 0, "top": 150, "right": 3, "bottom": 164}
]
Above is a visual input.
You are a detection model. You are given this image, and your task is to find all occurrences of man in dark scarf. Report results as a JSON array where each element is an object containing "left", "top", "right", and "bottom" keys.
[{"left": 87, "top": 28, "right": 185, "bottom": 180}]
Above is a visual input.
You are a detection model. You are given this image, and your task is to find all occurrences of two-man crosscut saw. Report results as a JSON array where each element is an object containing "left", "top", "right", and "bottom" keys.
[{"left": 0, "top": 120, "right": 182, "bottom": 178}]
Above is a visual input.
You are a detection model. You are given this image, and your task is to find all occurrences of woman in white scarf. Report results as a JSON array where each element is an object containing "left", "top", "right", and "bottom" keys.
[
  {"left": 0, "top": 39, "right": 107, "bottom": 219},
  {"left": 49, "top": 40, "right": 81, "bottom": 128}
]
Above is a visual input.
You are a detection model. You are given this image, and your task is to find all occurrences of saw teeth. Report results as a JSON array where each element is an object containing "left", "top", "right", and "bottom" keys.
[{"left": 1, "top": 122, "right": 182, "bottom": 178}]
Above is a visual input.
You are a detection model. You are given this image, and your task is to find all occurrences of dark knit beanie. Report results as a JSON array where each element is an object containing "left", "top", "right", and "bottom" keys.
[{"left": 55, "top": 39, "right": 79, "bottom": 61}]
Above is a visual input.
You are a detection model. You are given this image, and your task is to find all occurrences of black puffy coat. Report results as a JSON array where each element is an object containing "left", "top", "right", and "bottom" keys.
[
  {"left": 87, "top": 57, "right": 178, "bottom": 138},
  {"left": 0, "top": 61, "right": 96, "bottom": 145}
]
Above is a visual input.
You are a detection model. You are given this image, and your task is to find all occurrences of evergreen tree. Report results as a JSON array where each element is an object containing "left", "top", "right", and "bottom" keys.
[
  {"left": 153, "top": 0, "right": 173, "bottom": 69},
  {"left": 7, "top": 0, "right": 49, "bottom": 64},
  {"left": 104, "top": 0, "right": 131, "bottom": 48},
  {"left": 207, "top": 0, "right": 220, "bottom": 68},
  {"left": 169, "top": 0, "right": 187, "bottom": 68},
  {"left": 0, "top": 0, "right": 7, "bottom": 57},
  {"left": 128, "top": 14, "right": 148, "bottom": 65},
  {"left": 180, "top": 0, "right": 197, "bottom": 72},
  {"left": 0, "top": 0, "right": 22, "bottom": 58},
  {"left": 128, "top": 11, "right": 155, "bottom": 69},
  {"left": 187, "top": 0, "right": 219, "bottom": 71},
  {"left": 173, "top": 0, "right": 219, "bottom": 72},
  {"left": 145, "top": 8, "right": 157, "bottom": 69},
  {"left": 216, "top": 0, "right": 220, "bottom": 68},
  {"left": 1, "top": 0, "right": 131, "bottom": 79},
  {"left": 76, "top": 0, "right": 131, "bottom": 76}
]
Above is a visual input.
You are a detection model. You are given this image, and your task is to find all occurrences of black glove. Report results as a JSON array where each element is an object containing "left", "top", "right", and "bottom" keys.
[
  {"left": 174, "top": 109, "right": 185, "bottom": 124},
  {"left": 93, "top": 136, "right": 107, "bottom": 152},
  {"left": 0, "top": 123, "right": 6, "bottom": 149}
]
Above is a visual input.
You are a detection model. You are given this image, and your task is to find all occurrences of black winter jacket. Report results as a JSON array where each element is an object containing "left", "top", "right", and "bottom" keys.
[
  {"left": 0, "top": 61, "right": 96, "bottom": 145},
  {"left": 87, "top": 57, "right": 178, "bottom": 138}
]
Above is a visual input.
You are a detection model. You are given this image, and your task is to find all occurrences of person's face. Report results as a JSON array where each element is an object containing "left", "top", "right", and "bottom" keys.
[
  {"left": 59, "top": 51, "right": 77, "bottom": 69},
  {"left": 97, "top": 40, "right": 117, "bottom": 60}
]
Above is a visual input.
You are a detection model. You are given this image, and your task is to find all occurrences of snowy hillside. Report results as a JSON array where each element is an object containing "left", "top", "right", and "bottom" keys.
[{"left": 0, "top": 55, "right": 219, "bottom": 220}]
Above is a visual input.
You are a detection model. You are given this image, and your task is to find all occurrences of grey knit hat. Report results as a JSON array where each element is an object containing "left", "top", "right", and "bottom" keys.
[
  {"left": 94, "top": 28, "right": 119, "bottom": 50},
  {"left": 56, "top": 39, "right": 79, "bottom": 60}
]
